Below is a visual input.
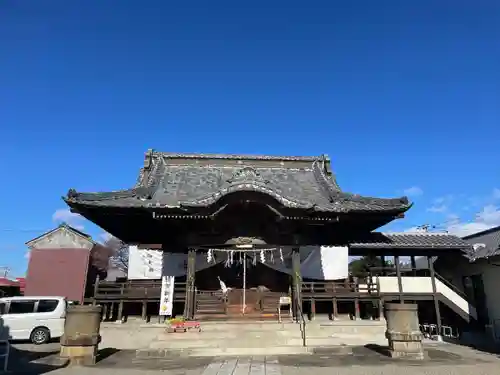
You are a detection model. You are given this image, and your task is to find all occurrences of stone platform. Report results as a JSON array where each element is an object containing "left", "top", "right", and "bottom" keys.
[{"left": 135, "top": 318, "right": 388, "bottom": 357}]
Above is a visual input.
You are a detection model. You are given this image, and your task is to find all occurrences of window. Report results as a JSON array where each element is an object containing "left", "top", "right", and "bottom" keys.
[
  {"left": 8, "top": 301, "right": 35, "bottom": 314},
  {"left": 37, "top": 299, "right": 59, "bottom": 313},
  {"left": 0, "top": 303, "right": 5, "bottom": 315}
]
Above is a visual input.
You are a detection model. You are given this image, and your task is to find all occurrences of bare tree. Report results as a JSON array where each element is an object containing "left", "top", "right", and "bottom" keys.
[{"left": 104, "top": 236, "right": 129, "bottom": 273}]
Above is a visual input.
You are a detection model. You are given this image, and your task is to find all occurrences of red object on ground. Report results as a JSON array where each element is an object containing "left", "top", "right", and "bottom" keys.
[{"left": 168, "top": 321, "right": 201, "bottom": 333}]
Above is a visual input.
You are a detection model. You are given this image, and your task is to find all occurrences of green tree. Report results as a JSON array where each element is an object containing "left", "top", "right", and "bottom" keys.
[{"left": 348, "top": 255, "right": 392, "bottom": 277}]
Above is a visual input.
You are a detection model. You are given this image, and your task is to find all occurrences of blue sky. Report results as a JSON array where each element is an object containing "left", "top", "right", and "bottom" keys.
[{"left": 1, "top": 1, "right": 499, "bottom": 277}]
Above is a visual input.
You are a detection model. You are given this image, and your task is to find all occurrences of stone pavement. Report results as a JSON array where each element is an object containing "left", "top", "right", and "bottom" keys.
[{"left": 9, "top": 341, "right": 500, "bottom": 375}]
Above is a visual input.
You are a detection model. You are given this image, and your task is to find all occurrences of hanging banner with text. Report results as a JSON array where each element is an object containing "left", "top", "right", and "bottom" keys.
[{"left": 159, "top": 276, "right": 175, "bottom": 316}]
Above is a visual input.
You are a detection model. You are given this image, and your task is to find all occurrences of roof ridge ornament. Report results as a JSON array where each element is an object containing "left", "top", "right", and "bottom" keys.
[{"left": 226, "top": 166, "right": 269, "bottom": 184}]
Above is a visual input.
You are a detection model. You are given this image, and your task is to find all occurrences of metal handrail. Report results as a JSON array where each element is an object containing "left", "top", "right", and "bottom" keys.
[
  {"left": 295, "top": 290, "right": 306, "bottom": 347},
  {"left": 433, "top": 272, "right": 472, "bottom": 303}
]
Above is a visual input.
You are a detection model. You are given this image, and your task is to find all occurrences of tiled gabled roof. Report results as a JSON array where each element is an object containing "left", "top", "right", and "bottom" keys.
[
  {"left": 25, "top": 223, "right": 94, "bottom": 247},
  {"left": 462, "top": 225, "right": 500, "bottom": 260},
  {"left": 64, "top": 150, "right": 411, "bottom": 215},
  {"left": 349, "top": 232, "right": 472, "bottom": 250}
]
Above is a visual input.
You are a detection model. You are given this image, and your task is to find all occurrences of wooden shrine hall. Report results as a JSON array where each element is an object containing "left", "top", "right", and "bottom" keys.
[{"left": 64, "top": 150, "right": 474, "bottom": 330}]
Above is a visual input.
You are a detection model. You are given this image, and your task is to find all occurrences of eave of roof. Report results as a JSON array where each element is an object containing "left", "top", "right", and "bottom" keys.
[
  {"left": 462, "top": 225, "right": 500, "bottom": 261},
  {"left": 64, "top": 150, "right": 411, "bottom": 216},
  {"left": 349, "top": 232, "right": 472, "bottom": 250}
]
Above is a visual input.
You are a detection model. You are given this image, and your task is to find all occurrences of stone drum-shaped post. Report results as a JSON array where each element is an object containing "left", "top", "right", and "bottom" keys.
[
  {"left": 384, "top": 303, "right": 424, "bottom": 359},
  {"left": 60, "top": 305, "right": 102, "bottom": 366}
]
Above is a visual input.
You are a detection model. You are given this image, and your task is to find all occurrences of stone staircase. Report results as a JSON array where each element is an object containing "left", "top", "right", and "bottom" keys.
[{"left": 137, "top": 318, "right": 388, "bottom": 357}]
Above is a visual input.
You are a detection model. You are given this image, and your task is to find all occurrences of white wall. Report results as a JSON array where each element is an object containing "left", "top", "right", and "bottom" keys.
[
  {"left": 127, "top": 245, "right": 163, "bottom": 280},
  {"left": 127, "top": 245, "right": 349, "bottom": 280},
  {"left": 376, "top": 276, "right": 433, "bottom": 294},
  {"left": 437, "top": 255, "right": 500, "bottom": 335}
]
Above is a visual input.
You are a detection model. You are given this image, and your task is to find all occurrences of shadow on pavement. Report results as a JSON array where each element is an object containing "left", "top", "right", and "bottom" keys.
[
  {"left": 8, "top": 345, "right": 68, "bottom": 374},
  {"left": 0, "top": 316, "right": 67, "bottom": 374},
  {"left": 96, "top": 347, "right": 121, "bottom": 363},
  {"left": 444, "top": 335, "right": 500, "bottom": 356}
]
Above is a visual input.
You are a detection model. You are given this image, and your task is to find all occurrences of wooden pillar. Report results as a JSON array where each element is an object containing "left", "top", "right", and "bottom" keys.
[
  {"left": 428, "top": 256, "right": 442, "bottom": 337},
  {"left": 142, "top": 301, "right": 148, "bottom": 321},
  {"left": 332, "top": 297, "right": 338, "bottom": 320},
  {"left": 109, "top": 302, "right": 114, "bottom": 321},
  {"left": 395, "top": 255, "right": 404, "bottom": 303},
  {"left": 92, "top": 275, "right": 100, "bottom": 306},
  {"left": 117, "top": 283, "right": 125, "bottom": 322},
  {"left": 101, "top": 304, "right": 108, "bottom": 322},
  {"left": 411, "top": 256, "right": 417, "bottom": 276},
  {"left": 354, "top": 298, "right": 360, "bottom": 320},
  {"left": 380, "top": 255, "right": 386, "bottom": 276},
  {"left": 378, "top": 297, "right": 384, "bottom": 320},
  {"left": 183, "top": 249, "right": 196, "bottom": 320},
  {"left": 310, "top": 283, "right": 316, "bottom": 321},
  {"left": 117, "top": 301, "right": 124, "bottom": 322},
  {"left": 292, "top": 247, "right": 302, "bottom": 320}
]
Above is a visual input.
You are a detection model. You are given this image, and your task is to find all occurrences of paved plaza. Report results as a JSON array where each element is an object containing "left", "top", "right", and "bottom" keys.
[{"left": 9, "top": 340, "right": 500, "bottom": 375}]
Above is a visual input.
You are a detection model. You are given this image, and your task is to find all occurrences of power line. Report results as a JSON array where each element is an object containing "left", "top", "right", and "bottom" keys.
[{"left": 0, "top": 228, "right": 54, "bottom": 233}]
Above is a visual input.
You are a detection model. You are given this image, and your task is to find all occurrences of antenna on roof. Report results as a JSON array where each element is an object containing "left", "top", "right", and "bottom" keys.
[
  {"left": 0, "top": 267, "right": 11, "bottom": 278},
  {"left": 415, "top": 223, "right": 449, "bottom": 233}
]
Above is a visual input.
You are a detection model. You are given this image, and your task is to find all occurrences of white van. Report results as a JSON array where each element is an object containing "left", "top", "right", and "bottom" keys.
[{"left": 0, "top": 296, "right": 66, "bottom": 344}]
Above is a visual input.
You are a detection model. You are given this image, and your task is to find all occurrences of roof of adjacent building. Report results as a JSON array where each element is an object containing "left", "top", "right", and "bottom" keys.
[
  {"left": 64, "top": 150, "right": 411, "bottom": 215},
  {"left": 462, "top": 225, "right": 500, "bottom": 260},
  {"left": 25, "top": 223, "right": 94, "bottom": 247},
  {"left": 349, "top": 232, "right": 471, "bottom": 250}
]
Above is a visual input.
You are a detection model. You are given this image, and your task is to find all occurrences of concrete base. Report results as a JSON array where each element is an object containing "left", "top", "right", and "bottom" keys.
[
  {"left": 387, "top": 340, "right": 425, "bottom": 360},
  {"left": 60, "top": 345, "right": 98, "bottom": 366}
]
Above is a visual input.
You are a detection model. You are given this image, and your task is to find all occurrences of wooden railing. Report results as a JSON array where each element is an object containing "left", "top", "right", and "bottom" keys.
[
  {"left": 93, "top": 280, "right": 187, "bottom": 302},
  {"left": 194, "top": 289, "right": 287, "bottom": 316},
  {"left": 301, "top": 280, "right": 379, "bottom": 300}
]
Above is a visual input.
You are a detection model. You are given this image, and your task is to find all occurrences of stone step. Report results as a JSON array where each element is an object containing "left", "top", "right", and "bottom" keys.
[
  {"left": 149, "top": 333, "right": 387, "bottom": 349},
  {"left": 137, "top": 345, "right": 313, "bottom": 358},
  {"left": 157, "top": 328, "right": 386, "bottom": 340}
]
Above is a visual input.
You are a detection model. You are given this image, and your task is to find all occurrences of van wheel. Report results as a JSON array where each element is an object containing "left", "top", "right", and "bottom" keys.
[{"left": 30, "top": 327, "right": 50, "bottom": 345}]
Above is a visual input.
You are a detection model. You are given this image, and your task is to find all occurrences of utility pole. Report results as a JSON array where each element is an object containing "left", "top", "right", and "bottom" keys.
[{"left": 0, "top": 267, "right": 11, "bottom": 278}]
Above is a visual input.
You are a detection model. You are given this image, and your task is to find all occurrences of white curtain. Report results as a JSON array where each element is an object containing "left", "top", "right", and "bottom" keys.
[{"left": 128, "top": 245, "right": 349, "bottom": 281}]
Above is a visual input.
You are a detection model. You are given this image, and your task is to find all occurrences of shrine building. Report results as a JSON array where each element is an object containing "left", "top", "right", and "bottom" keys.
[{"left": 63, "top": 150, "right": 475, "bottom": 335}]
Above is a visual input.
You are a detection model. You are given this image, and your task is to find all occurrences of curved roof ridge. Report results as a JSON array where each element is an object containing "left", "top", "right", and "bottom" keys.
[{"left": 151, "top": 149, "right": 323, "bottom": 162}]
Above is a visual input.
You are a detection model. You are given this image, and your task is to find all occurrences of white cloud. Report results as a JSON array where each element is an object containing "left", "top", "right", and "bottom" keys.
[
  {"left": 433, "top": 195, "right": 454, "bottom": 205},
  {"left": 427, "top": 205, "right": 448, "bottom": 213},
  {"left": 52, "top": 208, "right": 85, "bottom": 230},
  {"left": 493, "top": 188, "right": 500, "bottom": 200},
  {"left": 446, "top": 205, "right": 500, "bottom": 237},
  {"left": 403, "top": 186, "right": 423, "bottom": 197}
]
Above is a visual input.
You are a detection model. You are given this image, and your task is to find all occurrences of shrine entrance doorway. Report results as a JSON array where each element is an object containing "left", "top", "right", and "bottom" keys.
[{"left": 194, "top": 258, "right": 290, "bottom": 319}]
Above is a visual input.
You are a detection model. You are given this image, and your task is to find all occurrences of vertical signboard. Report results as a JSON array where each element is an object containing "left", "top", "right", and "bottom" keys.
[{"left": 159, "top": 276, "right": 175, "bottom": 316}]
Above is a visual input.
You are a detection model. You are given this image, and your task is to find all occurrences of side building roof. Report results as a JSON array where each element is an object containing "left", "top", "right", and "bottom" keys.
[
  {"left": 349, "top": 232, "right": 472, "bottom": 256},
  {"left": 462, "top": 225, "right": 500, "bottom": 260},
  {"left": 64, "top": 150, "right": 411, "bottom": 216}
]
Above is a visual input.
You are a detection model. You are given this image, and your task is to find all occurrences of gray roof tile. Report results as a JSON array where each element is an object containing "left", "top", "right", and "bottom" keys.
[
  {"left": 349, "top": 232, "right": 472, "bottom": 250},
  {"left": 462, "top": 225, "right": 500, "bottom": 260},
  {"left": 64, "top": 150, "right": 411, "bottom": 214}
]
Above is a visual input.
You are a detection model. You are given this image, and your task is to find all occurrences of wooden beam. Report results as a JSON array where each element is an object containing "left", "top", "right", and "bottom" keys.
[
  {"left": 395, "top": 255, "right": 404, "bottom": 303},
  {"left": 137, "top": 244, "right": 162, "bottom": 249},
  {"left": 428, "top": 256, "right": 442, "bottom": 337},
  {"left": 292, "top": 247, "right": 302, "bottom": 320},
  {"left": 411, "top": 256, "right": 417, "bottom": 276},
  {"left": 183, "top": 249, "right": 196, "bottom": 319}
]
